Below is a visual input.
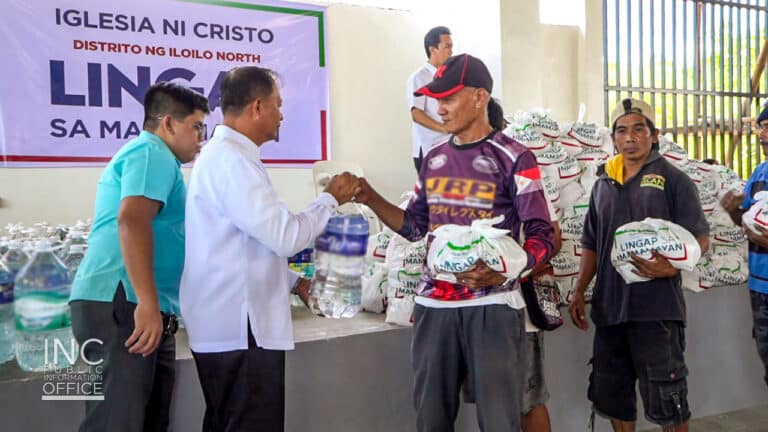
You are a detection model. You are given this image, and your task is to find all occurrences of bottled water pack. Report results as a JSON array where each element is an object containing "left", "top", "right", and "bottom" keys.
[{"left": 309, "top": 215, "right": 369, "bottom": 318}]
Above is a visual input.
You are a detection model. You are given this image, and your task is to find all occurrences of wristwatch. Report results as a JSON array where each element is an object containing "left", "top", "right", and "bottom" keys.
[{"left": 292, "top": 277, "right": 311, "bottom": 294}]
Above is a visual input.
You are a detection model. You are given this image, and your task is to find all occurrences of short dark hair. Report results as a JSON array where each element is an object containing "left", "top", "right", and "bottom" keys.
[
  {"left": 143, "top": 82, "right": 210, "bottom": 131},
  {"left": 220, "top": 66, "right": 278, "bottom": 116},
  {"left": 424, "top": 26, "right": 451, "bottom": 58},
  {"left": 488, "top": 98, "right": 506, "bottom": 131}
]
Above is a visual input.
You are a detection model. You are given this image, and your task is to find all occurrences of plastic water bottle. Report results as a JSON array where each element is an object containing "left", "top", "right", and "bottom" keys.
[
  {"left": 309, "top": 215, "right": 369, "bottom": 318},
  {"left": 2, "top": 240, "right": 29, "bottom": 276},
  {"left": 0, "top": 261, "right": 15, "bottom": 364},
  {"left": 47, "top": 227, "right": 66, "bottom": 258},
  {"left": 59, "top": 229, "right": 87, "bottom": 259},
  {"left": 0, "top": 237, "right": 9, "bottom": 257},
  {"left": 62, "top": 231, "right": 88, "bottom": 275},
  {"left": 288, "top": 248, "right": 314, "bottom": 307},
  {"left": 14, "top": 240, "right": 75, "bottom": 372}
]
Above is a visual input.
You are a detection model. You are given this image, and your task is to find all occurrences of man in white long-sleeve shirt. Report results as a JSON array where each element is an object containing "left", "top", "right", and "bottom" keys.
[{"left": 180, "top": 66, "right": 360, "bottom": 431}]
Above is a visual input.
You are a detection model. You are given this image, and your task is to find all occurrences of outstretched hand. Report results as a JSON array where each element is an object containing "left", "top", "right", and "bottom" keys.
[
  {"left": 745, "top": 224, "right": 768, "bottom": 249},
  {"left": 720, "top": 190, "right": 746, "bottom": 213},
  {"left": 324, "top": 172, "right": 361, "bottom": 205}
]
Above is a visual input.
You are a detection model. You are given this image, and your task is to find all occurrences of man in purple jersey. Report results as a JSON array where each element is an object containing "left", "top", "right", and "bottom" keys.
[{"left": 356, "top": 53, "right": 554, "bottom": 432}]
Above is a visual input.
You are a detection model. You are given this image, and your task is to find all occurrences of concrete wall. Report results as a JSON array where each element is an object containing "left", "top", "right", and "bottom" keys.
[
  {"left": 326, "top": 0, "right": 503, "bottom": 206},
  {"left": 579, "top": 0, "right": 607, "bottom": 124}
]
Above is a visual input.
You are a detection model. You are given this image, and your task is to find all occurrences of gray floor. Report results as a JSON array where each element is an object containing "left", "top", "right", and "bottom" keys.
[{"left": 640, "top": 404, "right": 768, "bottom": 431}]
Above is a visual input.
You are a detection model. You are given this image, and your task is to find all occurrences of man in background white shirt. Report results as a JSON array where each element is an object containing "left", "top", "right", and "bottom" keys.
[
  {"left": 406, "top": 25, "right": 452, "bottom": 173},
  {"left": 180, "top": 66, "right": 360, "bottom": 432}
]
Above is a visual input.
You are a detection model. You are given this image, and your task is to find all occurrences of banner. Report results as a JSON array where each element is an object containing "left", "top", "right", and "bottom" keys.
[{"left": 0, "top": 0, "right": 329, "bottom": 167}]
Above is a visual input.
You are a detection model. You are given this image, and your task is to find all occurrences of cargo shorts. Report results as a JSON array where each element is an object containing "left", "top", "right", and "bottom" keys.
[{"left": 588, "top": 321, "right": 690, "bottom": 427}]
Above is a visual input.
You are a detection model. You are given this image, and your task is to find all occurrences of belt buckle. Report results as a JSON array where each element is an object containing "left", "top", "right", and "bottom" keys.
[{"left": 163, "top": 313, "right": 179, "bottom": 335}]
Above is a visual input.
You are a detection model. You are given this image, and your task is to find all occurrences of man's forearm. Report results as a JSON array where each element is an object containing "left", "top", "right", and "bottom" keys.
[
  {"left": 727, "top": 208, "right": 746, "bottom": 227},
  {"left": 119, "top": 219, "right": 159, "bottom": 306},
  {"left": 411, "top": 108, "right": 446, "bottom": 134},
  {"left": 367, "top": 193, "right": 406, "bottom": 233},
  {"left": 531, "top": 223, "right": 561, "bottom": 276},
  {"left": 575, "top": 248, "right": 598, "bottom": 295},
  {"left": 696, "top": 234, "right": 710, "bottom": 255}
]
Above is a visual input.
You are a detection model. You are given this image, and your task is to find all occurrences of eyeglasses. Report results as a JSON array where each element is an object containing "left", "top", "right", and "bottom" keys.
[
  {"left": 192, "top": 122, "right": 207, "bottom": 139},
  {"left": 756, "top": 123, "right": 768, "bottom": 133},
  {"left": 156, "top": 115, "right": 207, "bottom": 139}
]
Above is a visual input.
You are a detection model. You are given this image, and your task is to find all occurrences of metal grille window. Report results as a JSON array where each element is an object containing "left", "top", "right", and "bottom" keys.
[{"left": 603, "top": 0, "right": 768, "bottom": 178}]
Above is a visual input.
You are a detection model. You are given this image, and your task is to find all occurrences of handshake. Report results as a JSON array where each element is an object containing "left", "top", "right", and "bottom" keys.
[{"left": 323, "top": 172, "right": 373, "bottom": 206}]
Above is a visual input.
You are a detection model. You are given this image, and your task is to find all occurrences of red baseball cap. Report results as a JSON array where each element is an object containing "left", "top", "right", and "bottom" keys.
[{"left": 415, "top": 54, "right": 493, "bottom": 99}]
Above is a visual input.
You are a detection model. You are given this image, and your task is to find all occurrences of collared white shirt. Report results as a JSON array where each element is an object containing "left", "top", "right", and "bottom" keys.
[
  {"left": 180, "top": 125, "right": 338, "bottom": 352},
  {"left": 406, "top": 62, "right": 449, "bottom": 157}
]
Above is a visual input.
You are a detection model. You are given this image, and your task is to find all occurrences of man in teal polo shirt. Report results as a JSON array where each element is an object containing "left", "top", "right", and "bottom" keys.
[{"left": 69, "top": 82, "right": 209, "bottom": 432}]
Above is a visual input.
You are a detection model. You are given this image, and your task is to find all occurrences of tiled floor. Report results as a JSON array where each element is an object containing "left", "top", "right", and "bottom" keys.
[{"left": 640, "top": 404, "right": 768, "bottom": 431}]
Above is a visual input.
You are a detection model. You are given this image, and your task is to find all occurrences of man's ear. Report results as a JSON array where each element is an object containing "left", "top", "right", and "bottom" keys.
[
  {"left": 249, "top": 99, "right": 262, "bottom": 120},
  {"left": 477, "top": 89, "right": 489, "bottom": 109},
  {"left": 161, "top": 115, "right": 174, "bottom": 135}
]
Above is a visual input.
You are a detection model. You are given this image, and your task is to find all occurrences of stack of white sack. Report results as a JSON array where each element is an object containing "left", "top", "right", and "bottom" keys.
[
  {"left": 681, "top": 255, "right": 717, "bottom": 292},
  {"left": 684, "top": 242, "right": 748, "bottom": 291},
  {"left": 550, "top": 238, "right": 593, "bottom": 305},
  {"left": 556, "top": 182, "right": 588, "bottom": 215},
  {"left": 504, "top": 119, "right": 549, "bottom": 153},
  {"left": 659, "top": 134, "right": 749, "bottom": 290},
  {"left": 427, "top": 215, "right": 528, "bottom": 283},
  {"left": 360, "top": 192, "right": 424, "bottom": 319},
  {"left": 658, "top": 134, "right": 689, "bottom": 166},
  {"left": 559, "top": 204, "right": 590, "bottom": 241},
  {"left": 711, "top": 243, "right": 748, "bottom": 285},
  {"left": 548, "top": 120, "right": 609, "bottom": 305},
  {"left": 555, "top": 205, "right": 594, "bottom": 306},
  {"left": 710, "top": 163, "right": 748, "bottom": 243},
  {"left": 384, "top": 234, "right": 427, "bottom": 326},
  {"left": 567, "top": 119, "right": 604, "bottom": 148},
  {"left": 512, "top": 109, "right": 561, "bottom": 140},
  {"left": 501, "top": 106, "right": 611, "bottom": 306},
  {"left": 541, "top": 173, "right": 562, "bottom": 220},
  {"left": 689, "top": 190, "right": 757, "bottom": 288},
  {"left": 567, "top": 117, "right": 614, "bottom": 199},
  {"left": 503, "top": 110, "right": 571, "bottom": 179},
  {"left": 611, "top": 218, "right": 702, "bottom": 284},
  {"left": 361, "top": 228, "right": 393, "bottom": 313},
  {"left": 559, "top": 123, "right": 583, "bottom": 156},
  {"left": 540, "top": 149, "right": 582, "bottom": 190}
]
